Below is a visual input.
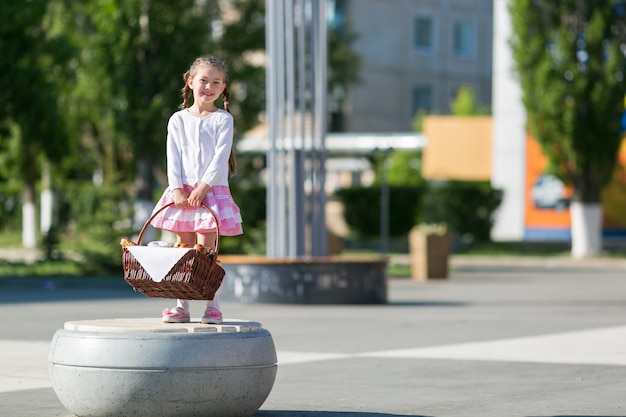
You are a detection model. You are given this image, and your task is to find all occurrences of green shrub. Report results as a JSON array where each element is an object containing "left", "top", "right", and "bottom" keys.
[
  {"left": 335, "top": 186, "right": 423, "bottom": 238},
  {"left": 421, "top": 181, "right": 502, "bottom": 242},
  {"left": 335, "top": 181, "right": 502, "bottom": 243},
  {"left": 57, "top": 182, "right": 134, "bottom": 274},
  {"left": 229, "top": 183, "right": 266, "bottom": 229},
  {"left": 220, "top": 183, "right": 266, "bottom": 254}
]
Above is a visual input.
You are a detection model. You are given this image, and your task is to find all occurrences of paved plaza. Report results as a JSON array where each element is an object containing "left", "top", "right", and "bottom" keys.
[{"left": 1, "top": 256, "right": 626, "bottom": 416}]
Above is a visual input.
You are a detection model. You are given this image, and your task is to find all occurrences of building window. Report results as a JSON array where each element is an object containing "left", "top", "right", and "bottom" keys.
[
  {"left": 453, "top": 19, "right": 475, "bottom": 58},
  {"left": 414, "top": 15, "right": 434, "bottom": 52},
  {"left": 413, "top": 86, "right": 433, "bottom": 115}
]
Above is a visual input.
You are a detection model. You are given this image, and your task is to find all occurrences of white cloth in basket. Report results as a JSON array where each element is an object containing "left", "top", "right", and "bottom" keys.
[{"left": 126, "top": 247, "right": 193, "bottom": 283}]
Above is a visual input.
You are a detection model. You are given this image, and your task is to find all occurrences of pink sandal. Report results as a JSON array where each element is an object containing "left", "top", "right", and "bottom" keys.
[
  {"left": 162, "top": 307, "right": 190, "bottom": 323},
  {"left": 201, "top": 307, "right": 223, "bottom": 324}
]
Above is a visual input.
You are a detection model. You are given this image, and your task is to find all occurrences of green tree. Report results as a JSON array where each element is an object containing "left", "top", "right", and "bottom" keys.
[
  {"left": 98, "top": 0, "right": 219, "bottom": 204},
  {"left": 328, "top": 18, "right": 362, "bottom": 132},
  {"left": 52, "top": 0, "right": 134, "bottom": 186},
  {"left": 374, "top": 150, "right": 422, "bottom": 187},
  {"left": 510, "top": 0, "right": 626, "bottom": 257},
  {"left": 59, "top": 0, "right": 223, "bottom": 238},
  {"left": 0, "top": 0, "right": 74, "bottom": 247},
  {"left": 451, "top": 85, "right": 490, "bottom": 116},
  {"left": 60, "top": 0, "right": 266, "bottom": 187},
  {"left": 1, "top": 1, "right": 362, "bottom": 256},
  {"left": 216, "top": 0, "right": 266, "bottom": 139}
]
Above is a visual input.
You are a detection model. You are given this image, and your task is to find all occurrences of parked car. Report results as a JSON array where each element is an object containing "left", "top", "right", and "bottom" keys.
[{"left": 531, "top": 174, "right": 570, "bottom": 210}]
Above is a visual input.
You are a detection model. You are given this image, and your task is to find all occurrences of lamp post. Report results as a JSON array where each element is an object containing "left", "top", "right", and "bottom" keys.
[{"left": 379, "top": 148, "right": 391, "bottom": 255}]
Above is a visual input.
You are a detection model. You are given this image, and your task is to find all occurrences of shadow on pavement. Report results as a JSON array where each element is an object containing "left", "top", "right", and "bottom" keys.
[
  {"left": 389, "top": 301, "right": 467, "bottom": 307},
  {"left": 256, "top": 412, "right": 431, "bottom": 417},
  {"left": 0, "top": 276, "right": 470, "bottom": 307},
  {"left": 0, "top": 388, "right": 72, "bottom": 417},
  {"left": 0, "top": 276, "right": 142, "bottom": 304}
]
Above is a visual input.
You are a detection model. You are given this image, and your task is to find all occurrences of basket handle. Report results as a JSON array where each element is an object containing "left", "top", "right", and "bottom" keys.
[{"left": 136, "top": 202, "right": 220, "bottom": 254}]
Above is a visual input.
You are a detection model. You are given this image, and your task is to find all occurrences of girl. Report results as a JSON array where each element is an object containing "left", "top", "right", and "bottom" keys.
[{"left": 150, "top": 56, "right": 243, "bottom": 324}]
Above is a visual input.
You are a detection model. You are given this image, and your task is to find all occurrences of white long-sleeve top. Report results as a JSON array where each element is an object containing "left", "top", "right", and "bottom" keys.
[{"left": 166, "top": 108, "right": 234, "bottom": 189}]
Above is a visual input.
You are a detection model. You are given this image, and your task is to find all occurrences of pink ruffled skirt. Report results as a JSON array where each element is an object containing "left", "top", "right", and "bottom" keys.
[{"left": 150, "top": 185, "right": 243, "bottom": 236}]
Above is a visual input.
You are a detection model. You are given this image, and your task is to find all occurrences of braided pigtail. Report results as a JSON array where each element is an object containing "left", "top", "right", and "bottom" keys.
[
  {"left": 223, "top": 86, "right": 230, "bottom": 112},
  {"left": 223, "top": 87, "right": 237, "bottom": 176},
  {"left": 179, "top": 70, "right": 192, "bottom": 110}
]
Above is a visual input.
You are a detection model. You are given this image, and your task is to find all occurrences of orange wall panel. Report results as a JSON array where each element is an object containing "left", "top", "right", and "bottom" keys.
[
  {"left": 524, "top": 135, "right": 626, "bottom": 237},
  {"left": 524, "top": 135, "right": 571, "bottom": 229}
]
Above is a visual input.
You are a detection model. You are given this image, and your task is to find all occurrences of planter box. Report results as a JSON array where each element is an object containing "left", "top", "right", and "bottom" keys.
[{"left": 409, "top": 229, "right": 451, "bottom": 282}]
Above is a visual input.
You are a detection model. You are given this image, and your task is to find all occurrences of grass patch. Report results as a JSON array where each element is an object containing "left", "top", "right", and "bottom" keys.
[
  {"left": 456, "top": 240, "right": 626, "bottom": 258},
  {"left": 2, "top": 230, "right": 624, "bottom": 279},
  {"left": 387, "top": 262, "right": 411, "bottom": 278},
  {"left": 0, "top": 259, "right": 86, "bottom": 277},
  {"left": 455, "top": 241, "right": 572, "bottom": 257},
  {"left": 0, "top": 231, "right": 22, "bottom": 248}
]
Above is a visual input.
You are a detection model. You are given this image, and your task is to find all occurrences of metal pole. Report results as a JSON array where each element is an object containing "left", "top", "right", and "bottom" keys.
[
  {"left": 295, "top": 0, "right": 306, "bottom": 256},
  {"left": 265, "top": 0, "right": 277, "bottom": 257},
  {"left": 380, "top": 150, "right": 390, "bottom": 255},
  {"left": 311, "top": 0, "right": 327, "bottom": 256},
  {"left": 285, "top": 0, "right": 299, "bottom": 258},
  {"left": 265, "top": 0, "right": 327, "bottom": 258},
  {"left": 266, "top": 0, "right": 288, "bottom": 258},
  {"left": 276, "top": 0, "right": 288, "bottom": 257}
]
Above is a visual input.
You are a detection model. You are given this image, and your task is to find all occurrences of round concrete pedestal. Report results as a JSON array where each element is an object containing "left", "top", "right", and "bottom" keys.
[{"left": 48, "top": 318, "right": 277, "bottom": 417}]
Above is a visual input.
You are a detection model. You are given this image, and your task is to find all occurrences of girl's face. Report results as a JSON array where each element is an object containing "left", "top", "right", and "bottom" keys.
[{"left": 187, "top": 65, "right": 227, "bottom": 108}]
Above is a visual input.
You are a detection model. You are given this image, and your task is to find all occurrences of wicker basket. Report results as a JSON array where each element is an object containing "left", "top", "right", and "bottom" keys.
[{"left": 122, "top": 203, "right": 225, "bottom": 300}]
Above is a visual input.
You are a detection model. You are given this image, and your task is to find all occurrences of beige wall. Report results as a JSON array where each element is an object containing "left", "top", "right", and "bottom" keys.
[
  {"left": 343, "top": 0, "right": 493, "bottom": 132},
  {"left": 422, "top": 116, "right": 492, "bottom": 180}
]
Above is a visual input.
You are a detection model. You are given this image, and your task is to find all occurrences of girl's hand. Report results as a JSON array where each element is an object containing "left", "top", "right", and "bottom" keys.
[
  {"left": 188, "top": 183, "right": 210, "bottom": 207},
  {"left": 172, "top": 188, "right": 190, "bottom": 209}
]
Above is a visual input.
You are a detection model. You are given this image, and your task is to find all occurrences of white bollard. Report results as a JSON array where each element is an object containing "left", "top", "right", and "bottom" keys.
[{"left": 49, "top": 318, "right": 277, "bottom": 417}]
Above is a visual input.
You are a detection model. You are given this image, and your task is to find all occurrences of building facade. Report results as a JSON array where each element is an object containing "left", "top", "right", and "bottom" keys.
[{"left": 337, "top": 0, "right": 493, "bottom": 132}]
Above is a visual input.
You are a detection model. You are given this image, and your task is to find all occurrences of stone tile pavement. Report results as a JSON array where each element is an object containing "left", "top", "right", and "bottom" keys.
[{"left": 1, "top": 256, "right": 626, "bottom": 416}]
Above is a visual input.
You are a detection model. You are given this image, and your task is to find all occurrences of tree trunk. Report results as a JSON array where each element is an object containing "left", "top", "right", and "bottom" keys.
[
  {"left": 40, "top": 159, "right": 54, "bottom": 233},
  {"left": 570, "top": 166, "right": 604, "bottom": 258},
  {"left": 22, "top": 179, "right": 37, "bottom": 249},
  {"left": 570, "top": 201, "right": 602, "bottom": 258}
]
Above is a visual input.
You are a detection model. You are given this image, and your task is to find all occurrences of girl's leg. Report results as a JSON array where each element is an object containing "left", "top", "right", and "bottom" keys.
[
  {"left": 208, "top": 283, "right": 222, "bottom": 311},
  {"left": 196, "top": 232, "right": 217, "bottom": 252},
  {"left": 175, "top": 299, "right": 190, "bottom": 311},
  {"left": 175, "top": 232, "right": 196, "bottom": 309},
  {"left": 198, "top": 232, "right": 223, "bottom": 324},
  {"left": 177, "top": 232, "right": 197, "bottom": 247},
  {"left": 162, "top": 232, "right": 196, "bottom": 323},
  {"left": 201, "top": 282, "right": 224, "bottom": 324}
]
